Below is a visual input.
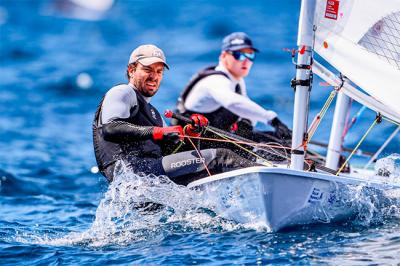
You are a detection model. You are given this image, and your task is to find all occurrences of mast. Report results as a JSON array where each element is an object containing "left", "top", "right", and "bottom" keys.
[
  {"left": 290, "top": 0, "right": 316, "bottom": 170},
  {"left": 326, "top": 89, "right": 351, "bottom": 169}
]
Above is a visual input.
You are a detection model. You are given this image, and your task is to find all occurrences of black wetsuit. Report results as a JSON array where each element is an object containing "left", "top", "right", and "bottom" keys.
[{"left": 93, "top": 83, "right": 258, "bottom": 185}]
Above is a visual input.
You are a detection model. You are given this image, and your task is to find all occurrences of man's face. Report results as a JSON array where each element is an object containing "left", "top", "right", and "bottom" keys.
[
  {"left": 130, "top": 62, "right": 164, "bottom": 97},
  {"left": 222, "top": 48, "right": 255, "bottom": 79}
]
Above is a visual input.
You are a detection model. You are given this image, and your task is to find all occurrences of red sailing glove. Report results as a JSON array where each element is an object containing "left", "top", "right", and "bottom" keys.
[
  {"left": 185, "top": 114, "right": 209, "bottom": 137},
  {"left": 153, "top": 126, "right": 184, "bottom": 144}
]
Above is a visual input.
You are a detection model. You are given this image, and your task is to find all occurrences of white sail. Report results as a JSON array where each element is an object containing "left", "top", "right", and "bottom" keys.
[
  {"left": 313, "top": 0, "right": 400, "bottom": 115},
  {"left": 313, "top": 61, "right": 400, "bottom": 124}
]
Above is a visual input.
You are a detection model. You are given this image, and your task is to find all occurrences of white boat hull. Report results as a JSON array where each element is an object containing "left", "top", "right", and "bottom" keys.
[{"left": 188, "top": 166, "right": 397, "bottom": 231}]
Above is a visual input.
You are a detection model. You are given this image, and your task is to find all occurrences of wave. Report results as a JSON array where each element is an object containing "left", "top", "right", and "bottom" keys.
[
  {"left": 37, "top": 161, "right": 238, "bottom": 247},
  {"left": 34, "top": 154, "right": 400, "bottom": 247},
  {"left": 0, "top": 169, "right": 43, "bottom": 196}
]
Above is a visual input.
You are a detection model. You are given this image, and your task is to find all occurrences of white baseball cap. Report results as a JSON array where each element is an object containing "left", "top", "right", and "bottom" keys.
[{"left": 128, "top": 44, "right": 169, "bottom": 69}]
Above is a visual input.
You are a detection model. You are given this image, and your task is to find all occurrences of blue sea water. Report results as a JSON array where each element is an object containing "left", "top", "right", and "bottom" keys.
[{"left": 1, "top": 0, "right": 400, "bottom": 265}]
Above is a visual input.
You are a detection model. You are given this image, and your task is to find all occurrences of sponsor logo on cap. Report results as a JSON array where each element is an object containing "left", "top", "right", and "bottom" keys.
[
  {"left": 231, "top": 38, "right": 244, "bottom": 45},
  {"left": 152, "top": 50, "right": 162, "bottom": 58}
]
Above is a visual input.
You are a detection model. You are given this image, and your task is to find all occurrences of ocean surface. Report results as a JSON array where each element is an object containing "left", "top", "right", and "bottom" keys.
[{"left": 1, "top": 0, "right": 400, "bottom": 265}]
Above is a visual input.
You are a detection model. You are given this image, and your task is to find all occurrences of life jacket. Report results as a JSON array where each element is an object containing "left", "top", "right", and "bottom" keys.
[
  {"left": 93, "top": 87, "right": 163, "bottom": 175},
  {"left": 175, "top": 66, "right": 242, "bottom": 131}
]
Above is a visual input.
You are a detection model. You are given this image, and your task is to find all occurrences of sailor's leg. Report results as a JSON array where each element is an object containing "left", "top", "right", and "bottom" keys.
[
  {"left": 105, "top": 153, "right": 207, "bottom": 184},
  {"left": 108, "top": 149, "right": 259, "bottom": 185},
  {"left": 163, "top": 148, "right": 258, "bottom": 185},
  {"left": 161, "top": 149, "right": 217, "bottom": 179}
]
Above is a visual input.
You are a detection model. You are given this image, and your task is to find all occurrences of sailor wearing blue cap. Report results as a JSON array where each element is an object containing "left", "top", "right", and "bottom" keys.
[{"left": 175, "top": 32, "right": 292, "bottom": 149}]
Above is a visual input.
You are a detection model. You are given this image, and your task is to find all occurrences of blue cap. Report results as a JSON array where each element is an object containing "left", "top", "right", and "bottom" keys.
[{"left": 221, "top": 32, "right": 259, "bottom": 52}]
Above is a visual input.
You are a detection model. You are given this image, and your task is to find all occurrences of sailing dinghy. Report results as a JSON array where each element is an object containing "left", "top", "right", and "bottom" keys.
[{"left": 183, "top": 0, "right": 400, "bottom": 232}]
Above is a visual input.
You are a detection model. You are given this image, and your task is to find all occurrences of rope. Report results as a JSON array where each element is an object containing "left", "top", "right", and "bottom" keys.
[
  {"left": 307, "top": 89, "right": 337, "bottom": 142},
  {"left": 193, "top": 133, "right": 296, "bottom": 164},
  {"left": 184, "top": 126, "right": 212, "bottom": 177},
  {"left": 186, "top": 134, "right": 291, "bottom": 152},
  {"left": 206, "top": 127, "right": 274, "bottom": 166},
  {"left": 176, "top": 126, "right": 313, "bottom": 172},
  {"left": 383, "top": 117, "right": 400, "bottom": 127},
  {"left": 336, "top": 117, "right": 379, "bottom": 175},
  {"left": 307, "top": 73, "right": 347, "bottom": 144},
  {"left": 171, "top": 139, "right": 184, "bottom": 154}
]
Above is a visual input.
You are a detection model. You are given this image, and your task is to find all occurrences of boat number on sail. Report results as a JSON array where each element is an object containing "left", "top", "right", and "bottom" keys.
[
  {"left": 308, "top": 187, "right": 324, "bottom": 203},
  {"left": 170, "top": 158, "right": 205, "bottom": 168},
  {"left": 325, "top": 0, "right": 340, "bottom": 20}
]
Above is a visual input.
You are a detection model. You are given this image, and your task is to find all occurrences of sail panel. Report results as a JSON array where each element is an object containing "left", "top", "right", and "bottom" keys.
[
  {"left": 313, "top": 0, "right": 400, "bottom": 115},
  {"left": 358, "top": 11, "right": 400, "bottom": 71},
  {"left": 313, "top": 61, "right": 400, "bottom": 124}
]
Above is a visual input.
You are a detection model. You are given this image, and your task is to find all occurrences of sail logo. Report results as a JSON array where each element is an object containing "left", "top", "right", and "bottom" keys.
[
  {"left": 308, "top": 187, "right": 324, "bottom": 203},
  {"left": 170, "top": 158, "right": 205, "bottom": 169},
  {"left": 325, "top": 0, "right": 340, "bottom": 20}
]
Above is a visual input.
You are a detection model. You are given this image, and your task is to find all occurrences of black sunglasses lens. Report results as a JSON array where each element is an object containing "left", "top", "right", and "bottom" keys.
[{"left": 231, "top": 51, "right": 241, "bottom": 60}]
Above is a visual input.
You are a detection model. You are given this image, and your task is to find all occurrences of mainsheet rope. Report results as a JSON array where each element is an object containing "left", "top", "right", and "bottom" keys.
[
  {"left": 187, "top": 129, "right": 292, "bottom": 165},
  {"left": 174, "top": 129, "right": 314, "bottom": 170},
  {"left": 205, "top": 127, "right": 274, "bottom": 167},
  {"left": 183, "top": 125, "right": 212, "bottom": 177},
  {"left": 182, "top": 134, "right": 291, "bottom": 152}
]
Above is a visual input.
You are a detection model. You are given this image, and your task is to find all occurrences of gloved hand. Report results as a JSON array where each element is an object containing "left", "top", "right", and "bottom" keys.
[
  {"left": 153, "top": 126, "right": 184, "bottom": 145},
  {"left": 270, "top": 117, "right": 292, "bottom": 140},
  {"left": 235, "top": 118, "right": 253, "bottom": 135},
  {"left": 185, "top": 114, "right": 209, "bottom": 137}
]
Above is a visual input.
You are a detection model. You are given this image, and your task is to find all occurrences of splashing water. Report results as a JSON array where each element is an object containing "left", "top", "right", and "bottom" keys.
[
  {"left": 41, "top": 161, "right": 239, "bottom": 247},
  {"left": 348, "top": 154, "right": 400, "bottom": 226},
  {"left": 374, "top": 153, "right": 400, "bottom": 182},
  {"left": 36, "top": 155, "right": 400, "bottom": 247}
]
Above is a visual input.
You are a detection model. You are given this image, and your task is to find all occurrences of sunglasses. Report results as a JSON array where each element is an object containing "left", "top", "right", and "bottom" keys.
[{"left": 228, "top": 51, "right": 256, "bottom": 61}]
